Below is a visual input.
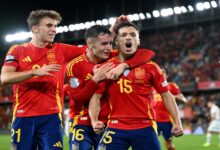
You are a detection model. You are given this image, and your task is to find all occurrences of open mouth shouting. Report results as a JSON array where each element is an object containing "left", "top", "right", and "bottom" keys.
[{"left": 126, "top": 42, "right": 132, "bottom": 48}]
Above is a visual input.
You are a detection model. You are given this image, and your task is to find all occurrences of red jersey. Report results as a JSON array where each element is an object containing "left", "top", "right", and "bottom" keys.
[
  {"left": 152, "top": 82, "right": 181, "bottom": 122},
  {"left": 65, "top": 53, "right": 110, "bottom": 126},
  {"left": 3, "top": 43, "right": 86, "bottom": 117},
  {"left": 104, "top": 57, "right": 169, "bottom": 130},
  {"left": 63, "top": 84, "right": 75, "bottom": 119}
]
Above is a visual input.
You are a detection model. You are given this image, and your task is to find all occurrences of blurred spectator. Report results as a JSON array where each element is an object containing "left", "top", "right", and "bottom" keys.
[{"left": 142, "top": 24, "right": 220, "bottom": 89}]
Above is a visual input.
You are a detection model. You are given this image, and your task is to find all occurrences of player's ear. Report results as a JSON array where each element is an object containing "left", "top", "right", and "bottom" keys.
[
  {"left": 114, "top": 38, "right": 118, "bottom": 46},
  {"left": 86, "top": 38, "right": 93, "bottom": 49},
  {"left": 32, "top": 25, "right": 38, "bottom": 34}
]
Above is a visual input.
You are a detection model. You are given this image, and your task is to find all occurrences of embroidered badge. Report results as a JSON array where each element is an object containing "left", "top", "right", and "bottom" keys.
[
  {"left": 69, "top": 77, "right": 80, "bottom": 88},
  {"left": 123, "top": 69, "right": 130, "bottom": 77},
  {"left": 47, "top": 50, "right": 57, "bottom": 64},
  {"left": 135, "top": 68, "right": 145, "bottom": 80}
]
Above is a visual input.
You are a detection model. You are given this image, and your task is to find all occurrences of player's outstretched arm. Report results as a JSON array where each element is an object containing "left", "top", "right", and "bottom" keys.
[
  {"left": 161, "top": 91, "right": 183, "bottom": 137},
  {"left": 1, "top": 64, "right": 61, "bottom": 86}
]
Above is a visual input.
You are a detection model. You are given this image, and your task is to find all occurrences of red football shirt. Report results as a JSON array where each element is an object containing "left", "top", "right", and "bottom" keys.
[
  {"left": 63, "top": 84, "right": 75, "bottom": 119},
  {"left": 152, "top": 82, "right": 181, "bottom": 122},
  {"left": 3, "top": 42, "right": 86, "bottom": 117},
  {"left": 66, "top": 53, "right": 110, "bottom": 126},
  {"left": 104, "top": 57, "right": 169, "bottom": 130}
]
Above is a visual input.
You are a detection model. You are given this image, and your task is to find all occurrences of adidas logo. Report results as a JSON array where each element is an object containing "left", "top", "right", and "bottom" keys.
[
  {"left": 85, "top": 73, "right": 93, "bottom": 81},
  {"left": 53, "top": 141, "right": 62, "bottom": 148},
  {"left": 22, "top": 56, "right": 32, "bottom": 62}
]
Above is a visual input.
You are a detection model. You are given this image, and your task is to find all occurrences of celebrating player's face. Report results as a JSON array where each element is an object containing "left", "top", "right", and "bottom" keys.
[
  {"left": 91, "top": 33, "right": 112, "bottom": 60},
  {"left": 116, "top": 26, "right": 140, "bottom": 56},
  {"left": 33, "top": 17, "right": 57, "bottom": 43}
]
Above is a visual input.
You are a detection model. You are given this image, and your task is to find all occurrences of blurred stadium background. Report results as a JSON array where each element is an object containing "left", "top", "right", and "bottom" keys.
[{"left": 0, "top": 0, "right": 220, "bottom": 149}]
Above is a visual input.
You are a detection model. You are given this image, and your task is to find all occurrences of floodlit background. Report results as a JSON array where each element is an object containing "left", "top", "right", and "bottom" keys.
[{"left": 0, "top": 0, "right": 220, "bottom": 149}]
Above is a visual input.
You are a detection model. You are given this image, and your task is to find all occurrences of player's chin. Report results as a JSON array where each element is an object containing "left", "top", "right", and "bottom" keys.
[
  {"left": 47, "top": 37, "right": 54, "bottom": 43},
  {"left": 124, "top": 48, "right": 136, "bottom": 55},
  {"left": 102, "top": 55, "right": 109, "bottom": 60}
]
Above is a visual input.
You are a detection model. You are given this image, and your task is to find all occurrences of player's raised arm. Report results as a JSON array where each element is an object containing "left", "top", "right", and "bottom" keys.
[{"left": 109, "top": 15, "right": 130, "bottom": 39}]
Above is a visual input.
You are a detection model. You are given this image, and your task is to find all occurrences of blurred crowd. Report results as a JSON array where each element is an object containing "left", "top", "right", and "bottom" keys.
[
  {"left": 0, "top": 23, "right": 220, "bottom": 133},
  {"left": 179, "top": 92, "right": 220, "bottom": 135},
  {"left": 0, "top": 85, "right": 12, "bottom": 131},
  {"left": 143, "top": 24, "right": 220, "bottom": 89}
]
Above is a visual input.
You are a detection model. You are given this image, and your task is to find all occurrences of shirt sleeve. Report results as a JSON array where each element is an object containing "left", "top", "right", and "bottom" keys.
[
  {"left": 3, "top": 44, "right": 20, "bottom": 68},
  {"left": 169, "top": 83, "right": 181, "bottom": 95},
  {"left": 125, "top": 49, "right": 155, "bottom": 69},
  {"left": 95, "top": 82, "right": 106, "bottom": 94},
  {"left": 71, "top": 79, "right": 99, "bottom": 104},
  {"left": 61, "top": 43, "right": 87, "bottom": 62},
  {"left": 148, "top": 62, "right": 169, "bottom": 93}
]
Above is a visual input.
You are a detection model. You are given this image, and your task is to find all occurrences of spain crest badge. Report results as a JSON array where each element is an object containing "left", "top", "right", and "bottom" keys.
[
  {"left": 47, "top": 50, "right": 57, "bottom": 64},
  {"left": 135, "top": 68, "right": 145, "bottom": 80}
]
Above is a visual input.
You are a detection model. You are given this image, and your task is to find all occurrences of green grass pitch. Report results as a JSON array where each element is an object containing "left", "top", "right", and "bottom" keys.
[{"left": 0, "top": 134, "right": 219, "bottom": 150}]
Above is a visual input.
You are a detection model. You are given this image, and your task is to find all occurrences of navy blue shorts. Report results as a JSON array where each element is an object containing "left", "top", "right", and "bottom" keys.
[
  {"left": 11, "top": 113, "right": 63, "bottom": 150},
  {"left": 69, "top": 124, "right": 103, "bottom": 150},
  {"left": 98, "top": 126, "right": 161, "bottom": 150},
  {"left": 157, "top": 121, "right": 173, "bottom": 141}
]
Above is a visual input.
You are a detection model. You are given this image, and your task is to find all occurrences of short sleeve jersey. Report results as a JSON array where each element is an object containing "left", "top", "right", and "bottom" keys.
[
  {"left": 152, "top": 82, "right": 181, "bottom": 122},
  {"left": 66, "top": 54, "right": 110, "bottom": 126},
  {"left": 105, "top": 57, "right": 169, "bottom": 130},
  {"left": 3, "top": 42, "right": 85, "bottom": 117}
]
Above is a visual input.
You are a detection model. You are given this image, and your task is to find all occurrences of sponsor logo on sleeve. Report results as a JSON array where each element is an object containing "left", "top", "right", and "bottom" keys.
[
  {"left": 123, "top": 69, "right": 130, "bottom": 77},
  {"left": 69, "top": 77, "right": 80, "bottom": 88},
  {"left": 6, "top": 55, "right": 15, "bottom": 61},
  {"left": 162, "top": 80, "right": 168, "bottom": 87}
]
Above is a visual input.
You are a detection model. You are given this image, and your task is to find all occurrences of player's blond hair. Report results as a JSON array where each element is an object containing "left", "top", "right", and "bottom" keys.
[{"left": 27, "top": 9, "right": 62, "bottom": 31}]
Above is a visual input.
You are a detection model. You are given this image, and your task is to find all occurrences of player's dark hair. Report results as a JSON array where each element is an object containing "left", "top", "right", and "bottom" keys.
[
  {"left": 84, "top": 25, "right": 111, "bottom": 41},
  {"left": 114, "top": 21, "right": 139, "bottom": 36},
  {"left": 27, "top": 9, "right": 62, "bottom": 30}
]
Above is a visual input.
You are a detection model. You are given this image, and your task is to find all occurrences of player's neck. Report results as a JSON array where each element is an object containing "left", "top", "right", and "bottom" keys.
[
  {"left": 30, "top": 38, "right": 50, "bottom": 48},
  {"left": 118, "top": 52, "right": 133, "bottom": 62}
]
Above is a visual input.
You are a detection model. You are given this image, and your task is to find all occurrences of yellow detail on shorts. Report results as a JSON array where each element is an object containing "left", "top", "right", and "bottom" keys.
[
  {"left": 102, "top": 131, "right": 115, "bottom": 144},
  {"left": 74, "top": 129, "right": 85, "bottom": 141},
  {"left": 53, "top": 141, "right": 62, "bottom": 148}
]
